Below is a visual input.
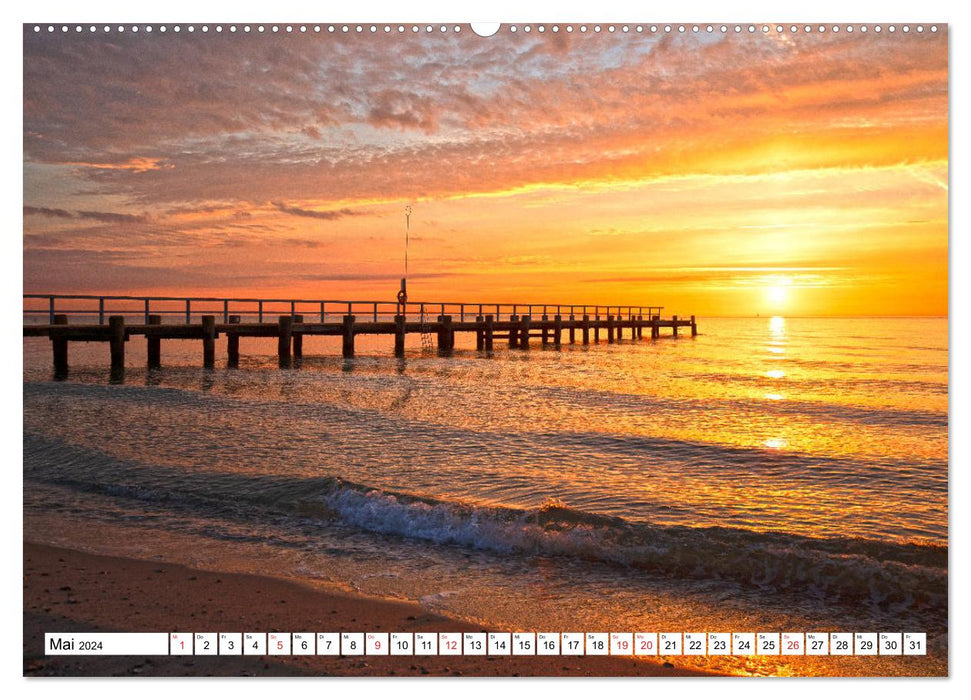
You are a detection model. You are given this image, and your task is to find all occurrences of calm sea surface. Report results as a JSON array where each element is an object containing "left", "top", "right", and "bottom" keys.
[{"left": 22, "top": 317, "right": 948, "bottom": 675}]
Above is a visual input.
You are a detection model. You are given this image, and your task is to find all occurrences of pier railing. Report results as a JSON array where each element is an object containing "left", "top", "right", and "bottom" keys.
[
  {"left": 23, "top": 293, "right": 697, "bottom": 372},
  {"left": 23, "top": 294, "right": 665, "bottom": 325}
]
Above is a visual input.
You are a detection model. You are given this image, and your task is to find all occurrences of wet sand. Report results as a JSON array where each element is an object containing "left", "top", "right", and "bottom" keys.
[{"left": 23, "top": 541, "right": 714, "bottom": 677}]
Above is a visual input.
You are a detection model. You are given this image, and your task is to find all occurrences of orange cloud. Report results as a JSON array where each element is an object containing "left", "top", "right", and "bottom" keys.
[{"left": 60, "top": 157, "right": 171, "bottom": 173}]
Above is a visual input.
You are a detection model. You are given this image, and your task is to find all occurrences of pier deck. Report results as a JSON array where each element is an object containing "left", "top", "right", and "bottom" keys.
[{"left": 23, "top": 294, "right": 697, "bottom": 374}]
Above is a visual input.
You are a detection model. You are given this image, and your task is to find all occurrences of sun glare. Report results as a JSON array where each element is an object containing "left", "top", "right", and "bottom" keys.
[
  {"left": 764, "top": 277, "right": 794, "bottom": 310},
  {"left": 767, "top": 285, "right": 789, "bottom": 307}
]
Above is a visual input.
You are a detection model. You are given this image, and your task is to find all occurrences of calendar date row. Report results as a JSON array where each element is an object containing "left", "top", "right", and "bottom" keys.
[{"left": 46, "top": 631, "right": 926, "bottom": 657}]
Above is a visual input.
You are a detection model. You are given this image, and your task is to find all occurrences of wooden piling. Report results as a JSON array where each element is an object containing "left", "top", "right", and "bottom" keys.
[
  {"left": 394, "top": 314, "right": 406, "bottom": 357},
  {"left": 541, "top": 315, "right": 549, "bottom": 344},
  {"left": 582, "top": 315, "right": 590, "bottom": 345},
  {"left": 673, "top": 315, "right": 679, "bottom": 338},
  {"left": 202, "top": 315, "right": 216, "bottom": 368},
  {"left": 652, "top": 316, "right": 660, "bottom": 339},
  {"left": 637, "top": 315, "right": 643, "bottom": 339},
  {"left": 147, "top": 314, "right": 162, "bottom": 368},
  {"left": 341, "top": 315, "right": 355, "bottom": 358},
  {"left": 52, "top": 314, "right": 68, "bottom": 375},
  {"left": 554, "top": 315, "right": 563, "bottom": 348},
  {"left": 475, "top": 315, "right": 484, "bottom": 350},
  {"left": 485, "top": 314, "right": 494, "bottom": 350},
  {"left": 292, "top": 314, "right": 304, "bottom": 358},
  {"left": 227, "top": 315, "right": 241, "bottom": 368},
  {"left": 278, "top": 315, "right": 293, "bottom": 363},
  {"left": 520, "top": 315, "right": 531, "bottom": 349},
  {"left": 509, "top": 315, "right": 520, "bottom": 348},
  {"left": 691, "top": 315, "right": 697, "bottom": 337},
  {"left": 436, "top": 315, "right": 444, "bottom": 351},
  {"left": 108, "top": 315, "right": 125, "bottom": 371},
  {"left": 438, "top": 315, "right": 454, "bottom": 352},
  {"left": 569, "top": 318, "right": 576, "bottom": 344},
  {"left": 607, "top": 315, "right": 615, "bottom": 343}
]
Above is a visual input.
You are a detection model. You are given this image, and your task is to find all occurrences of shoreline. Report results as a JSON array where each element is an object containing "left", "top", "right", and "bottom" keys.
[{"left": 23, "top": 541, "right": 715, "bottom": 677}]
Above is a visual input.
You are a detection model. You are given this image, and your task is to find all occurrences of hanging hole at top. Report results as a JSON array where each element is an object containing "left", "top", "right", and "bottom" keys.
[{"left": 470, "top": 23, "right": 501, "bottom": 37}]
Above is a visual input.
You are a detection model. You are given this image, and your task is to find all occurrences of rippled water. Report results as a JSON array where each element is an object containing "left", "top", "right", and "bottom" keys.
[{"left": 22, "top": 316, "right": 948, "bottom": 676}]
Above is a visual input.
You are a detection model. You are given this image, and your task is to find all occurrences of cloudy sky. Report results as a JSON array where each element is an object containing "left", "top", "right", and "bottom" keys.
[{"left": 23, "top": 25, "right": 947, "bottom": 316}]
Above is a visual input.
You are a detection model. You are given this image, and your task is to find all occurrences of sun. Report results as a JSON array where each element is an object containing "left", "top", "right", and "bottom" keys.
[
  {"left": 764, "top": 276, "right": 793, "bottom": 309},
  {"left": 767, "top": 285, "right": 789, "bottom": 305}
]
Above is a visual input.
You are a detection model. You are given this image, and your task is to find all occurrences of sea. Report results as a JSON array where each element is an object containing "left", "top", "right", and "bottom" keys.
[{"left": 22, "top": 316, "right": 948, "bottom": 676}]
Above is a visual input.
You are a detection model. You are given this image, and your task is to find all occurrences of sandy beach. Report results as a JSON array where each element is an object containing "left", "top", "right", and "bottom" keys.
[{"left": 23, "top": 541, "right": 713, "bottom": 677}]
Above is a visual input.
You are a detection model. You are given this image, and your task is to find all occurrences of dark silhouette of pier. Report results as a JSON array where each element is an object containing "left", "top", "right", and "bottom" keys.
[{"left": 23, "top": 294, "right": 697, "bottom": 374}]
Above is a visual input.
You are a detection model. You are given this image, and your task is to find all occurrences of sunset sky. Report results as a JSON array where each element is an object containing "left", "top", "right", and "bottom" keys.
[{"left": 22, "top": 25, "right": 948, "bottom": 316}]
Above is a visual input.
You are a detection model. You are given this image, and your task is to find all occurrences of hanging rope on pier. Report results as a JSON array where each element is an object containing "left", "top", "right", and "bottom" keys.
[{"left": 419, "top": 305, "right": 435, "bottom": 350}]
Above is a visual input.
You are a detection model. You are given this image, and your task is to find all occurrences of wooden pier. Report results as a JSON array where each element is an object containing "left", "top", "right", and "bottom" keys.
[{"left": 23, "top": 294, "right": 697, "bottom": 375}]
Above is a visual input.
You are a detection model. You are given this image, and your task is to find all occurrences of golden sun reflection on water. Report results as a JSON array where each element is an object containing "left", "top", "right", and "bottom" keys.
[
  {"left": 764, "top": 319, "right": 788, "bottom": 395},
  {"left": 762, "top": 322, "right": 790, "bottom": 449}
]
